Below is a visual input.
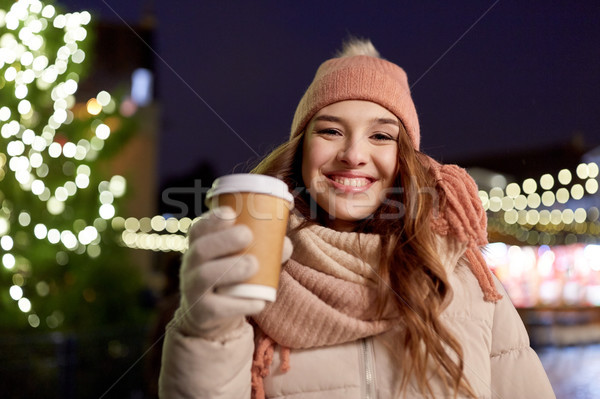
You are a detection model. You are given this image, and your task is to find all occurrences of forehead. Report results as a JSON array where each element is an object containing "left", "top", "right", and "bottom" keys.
[{"left": 313, "top": 100, "right": 398, "bottom": 121}]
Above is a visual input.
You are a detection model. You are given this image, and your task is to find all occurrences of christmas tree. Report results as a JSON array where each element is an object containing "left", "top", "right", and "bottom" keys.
[{"left": 0, "top": 0, "right": 147, "bottom": 333}]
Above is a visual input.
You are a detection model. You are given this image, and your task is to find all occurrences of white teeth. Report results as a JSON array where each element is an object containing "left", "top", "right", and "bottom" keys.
[{"left": 332, "top": 176, "right": 369, "bottom": 187}]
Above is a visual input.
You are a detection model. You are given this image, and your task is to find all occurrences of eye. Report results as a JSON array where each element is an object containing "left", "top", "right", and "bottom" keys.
[
  {"left": 315, "top": 128, "right": 341, "bottom": 136},
  {"left": 371, "top": 132, "right": 397, "bottom": 141}
]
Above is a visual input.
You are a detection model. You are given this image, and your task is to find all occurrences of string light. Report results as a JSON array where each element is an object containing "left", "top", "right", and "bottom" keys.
[
  {"left": 558, "top": 169, "right": 572, "bottom": 185},
  {"left": 587, "top": 179, "right": 598, "bottom": 195},
  {"left": 481, "top": 161, "right": 600, "bottom": 244},
  {"left": 505, "top": 182, "right": 520, "bottom": 198},
  {"left": 113, "top": 215, "right": 197, "bottom": 252}
]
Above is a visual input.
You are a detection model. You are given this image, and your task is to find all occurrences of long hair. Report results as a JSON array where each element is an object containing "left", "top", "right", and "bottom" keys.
[{"left": 252, "top": 128, "right": 477, "bottom": 398}]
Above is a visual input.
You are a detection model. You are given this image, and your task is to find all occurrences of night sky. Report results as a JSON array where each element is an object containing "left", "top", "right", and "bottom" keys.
[{"left": 61, "top": 1, "right": 600, "bottom": 185}]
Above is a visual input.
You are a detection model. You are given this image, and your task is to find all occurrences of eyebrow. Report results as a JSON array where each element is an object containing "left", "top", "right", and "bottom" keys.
[{"left": 314, "top": 115, "right": 400, "bottom": 127}]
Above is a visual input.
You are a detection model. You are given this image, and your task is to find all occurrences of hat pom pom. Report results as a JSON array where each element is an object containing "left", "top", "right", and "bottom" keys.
[{"left": 335, "top": 38, "right": 381, "bottom": 58}]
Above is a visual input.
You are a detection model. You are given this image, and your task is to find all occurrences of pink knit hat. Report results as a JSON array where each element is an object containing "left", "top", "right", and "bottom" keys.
[{"left": 290, "top": 41, "right": 420, "bottom": 149}]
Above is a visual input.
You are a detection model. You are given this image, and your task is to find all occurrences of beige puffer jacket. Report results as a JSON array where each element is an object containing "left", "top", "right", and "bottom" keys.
[{"left": 159, "top": 258, "right": 555, "bottom": 398}]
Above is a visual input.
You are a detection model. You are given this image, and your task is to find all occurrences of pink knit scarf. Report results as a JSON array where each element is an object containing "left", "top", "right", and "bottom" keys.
[
  {"left": 254, "top": 221, "right": 398, "bottom": 349},
  {"left": 251, "top": 220, "right": 398, "bottom": 398}
]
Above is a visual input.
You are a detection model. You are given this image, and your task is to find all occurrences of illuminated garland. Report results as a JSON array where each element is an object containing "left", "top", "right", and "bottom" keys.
[
  {"left": 113, "top": 161, "right": 600, "bottom": 252},
  {"left": 479, "top": 162, "right": 600, "bottom": 245},
  {"left": 112, "top": 215, "right": 194, "bottom": 252}
]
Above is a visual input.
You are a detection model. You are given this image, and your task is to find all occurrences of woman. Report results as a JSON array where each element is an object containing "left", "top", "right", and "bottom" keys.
[{"left": 159, "top": 40, "right": 555, "bottom": 398}]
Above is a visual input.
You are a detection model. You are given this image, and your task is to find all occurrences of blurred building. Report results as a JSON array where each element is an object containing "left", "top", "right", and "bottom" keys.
[{"left": 77, "top": 17, "right": 161, "bottom": 294}]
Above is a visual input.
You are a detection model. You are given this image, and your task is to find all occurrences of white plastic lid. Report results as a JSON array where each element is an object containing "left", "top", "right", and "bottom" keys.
[
  {"left": 217, "top": 284, "right": 277, "bottom": 302},
  {"left": 206, "top": 173, "right": 294, "bottom": 205}
]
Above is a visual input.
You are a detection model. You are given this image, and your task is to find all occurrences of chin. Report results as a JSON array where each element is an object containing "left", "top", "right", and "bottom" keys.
[{"left": 328, "top": 200, "right": 378, "bottom": 222}]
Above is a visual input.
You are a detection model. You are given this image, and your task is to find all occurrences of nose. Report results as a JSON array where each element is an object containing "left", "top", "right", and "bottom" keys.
[{"left": 336, "top": 138, "right": 368, "bottom": 167}]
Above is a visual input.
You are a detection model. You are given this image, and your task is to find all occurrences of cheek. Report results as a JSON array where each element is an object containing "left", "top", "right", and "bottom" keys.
[
  {"left": 301, "top": 140, "right": 331, "bottom": 182},
  {"left": 301, "top": 140, "right": 319, "bottom": 187},
  {"left": 378, "top": 149, "right": 399, "bottom": 182}
]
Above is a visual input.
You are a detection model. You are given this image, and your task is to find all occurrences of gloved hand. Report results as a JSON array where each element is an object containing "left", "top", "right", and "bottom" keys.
[{"left": 173, "top": 206, "right": 293, "bottom": 340}]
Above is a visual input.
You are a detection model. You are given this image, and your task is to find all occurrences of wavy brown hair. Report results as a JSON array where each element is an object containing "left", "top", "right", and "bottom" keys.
[{"left": 251, "top": 128, "right": 476, "bottom": 398}]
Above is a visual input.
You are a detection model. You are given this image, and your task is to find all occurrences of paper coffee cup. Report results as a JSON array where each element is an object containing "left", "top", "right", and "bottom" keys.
[{"left": 205, "top": 174, "right": 294, "bottom": 302}]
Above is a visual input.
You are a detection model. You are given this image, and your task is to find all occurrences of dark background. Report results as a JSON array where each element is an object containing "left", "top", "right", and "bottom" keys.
[{"left": 61, "top": 0, "right": 600, "bottom": 185}]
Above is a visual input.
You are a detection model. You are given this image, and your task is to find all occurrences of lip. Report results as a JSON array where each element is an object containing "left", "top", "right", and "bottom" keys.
[{"left": 324, "top": 171, "right": 377, "bottom": 193}]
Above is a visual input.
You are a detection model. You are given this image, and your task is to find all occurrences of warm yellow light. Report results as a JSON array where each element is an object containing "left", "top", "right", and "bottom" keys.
[
  {"left": 479, "top": 190, "right": 489, "bottom": 210},
  {"left": 165, "top": 218, "right": 179, "bottom": 233},
  {"left": 588, "top": 162, "right": 599, "bottom": 178},
  {"left": 99, "top": 191, "right": 114, "bottom": 205},
  {"left": 501, "top": 196, "right": 514, "bottom": 211},
  {"left": 517, "top": 210, "right": 528, "bottom": 225},
  {"left": 151, "top": 215, "right": 166, "bottom": 232},
  {"left": 99, "top": 204, "right": 115, "bottom": 219},
  {"left": 490, "top": 187, "right": 503, "bottom": 199},
  {"left": 179, "top": 218, "right": 193, "bottom": 233},
  {"left": 576, "top": 163, "right": 589, "bottom": 179},
  {"left": 18, "top": 298, "right": 31, "bottom": 313},
  {"left": 489, "top": 197, "right": 502, "bottom": 212},
  {"left": 124, "top": 217, "right": 140, "bottom": 232},
  {"left": 514, "top": 195, "right": 527, "bottom": 210},
  {"left": 47, "top": 197, "right": 65, "bottom": 215},
  {"left": 556, "top": 188, "right": 569, "bottom": 204},
  {"left": 539, "top": 210, "right": 550, "bottom": 225},
  {"left": 574, "top": 208, "right": 587, "bottom": 224},
  {"left": 541, "top": 191, "right": 555, "bottom": 207},
  {"left": 139, "top": 217, "right": 152, "bottom": 233},
  {"left": 522, "top": 178, "right": 537, "bottom": 194},
  {"left": 0, "top": 236, "right": 13, "bottom": 251},
  {"left": 504, "top": 209, "right": 518, "bottom": 225},
  {"left": 571, "top": 184, "right": 584, "bottom": 200},
  {"left": 505, "top": 183, "right": 520, "bottom": 198},
  {"left": 86, "top": 98, "right": 102, "bottom": 115},
  {"left": 558, "top": 169, "right": 572, "bottom": 185},
  {"left": 561, "top": 209, "right": 574, "bottom": 224},
  {"left": 527, "top": 193, "right": 541, "bottom": 209},
  {"left": 550, "top": 210, "right": 562, "bottom": 225},
  {"left": 95, "top": 124, "right": 110, "bottom": 140},
  {"left": 526, "top": 210, "right": 540, "bottom": 225},
  {"left": 586, "top": 179, "right": 598, "bottom": 194},
  {"left": 122, "top": 231, "right": 136, "bottom": 246},
  {"left": 9, "top": 285, "right": 23, "bottom": 300},
  {"left": 109, "top": 175, "right": 126, "bottom": 197}
]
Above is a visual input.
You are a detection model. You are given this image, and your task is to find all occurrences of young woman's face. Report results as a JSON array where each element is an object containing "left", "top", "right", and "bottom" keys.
[{"left": 302, "top": 100, "right": 400, "bottom": 231}]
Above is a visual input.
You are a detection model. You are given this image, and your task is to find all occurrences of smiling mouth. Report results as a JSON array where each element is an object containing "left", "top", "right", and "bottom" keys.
[
  {"left": 331, "top": 176, "right": 370, "bottom": 187},
  {"left": 325, "top": 175, "right": 375, "bottom": 190}
]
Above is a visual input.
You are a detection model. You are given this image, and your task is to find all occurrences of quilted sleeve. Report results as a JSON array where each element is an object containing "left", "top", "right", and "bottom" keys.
[
  {"left": 489, "top": 276, "right": 556, "bottom": 399},
  {"left": 159, "top": 309, "right": 254, "bottom": 399}
]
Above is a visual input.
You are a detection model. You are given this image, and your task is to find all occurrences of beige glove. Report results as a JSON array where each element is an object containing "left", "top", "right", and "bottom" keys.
[{"left": 174, "top": 206, "right": 292, "bottom": 340}]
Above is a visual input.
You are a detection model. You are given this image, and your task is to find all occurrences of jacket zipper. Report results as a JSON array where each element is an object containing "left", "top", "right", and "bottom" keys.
[{"left": 361, "top": 338, "right": 376, "bottom": 399}]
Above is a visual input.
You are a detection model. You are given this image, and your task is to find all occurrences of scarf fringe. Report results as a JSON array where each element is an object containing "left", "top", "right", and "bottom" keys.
[
  {"left": 466, "top": 246, "right": 503, "bottom": 302},
  {"left": 251, "top": 334, "right": 291, "bottom": 399},
  {"left": 427, "top": 156, "right": 502, "bottom": 303}
]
